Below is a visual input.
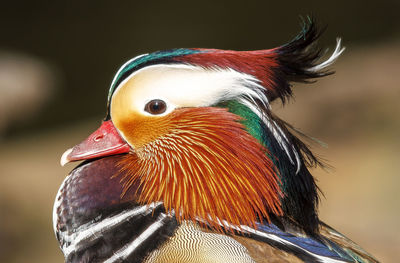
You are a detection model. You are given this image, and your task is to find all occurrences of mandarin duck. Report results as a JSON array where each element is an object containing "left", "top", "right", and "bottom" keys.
[{"left": 53, "top": 21, "right": 379, "bottom": 263}]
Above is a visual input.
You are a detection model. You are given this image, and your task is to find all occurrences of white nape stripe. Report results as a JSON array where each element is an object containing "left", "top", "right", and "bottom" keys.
[
  {"left": 62, "top": 202, "right": 162, "bottom": 257},
  {"left": 271, "top": 119, "right": 302, "bottom": 174},
  {"left": 309, "top": 38, "right": 345, "bottom": 72},
  {"left": 238, "top": 98, "right": 302, "bottom": 173},
  {"left": 103, "top": 213, "right": 168, "bottom": 263}
]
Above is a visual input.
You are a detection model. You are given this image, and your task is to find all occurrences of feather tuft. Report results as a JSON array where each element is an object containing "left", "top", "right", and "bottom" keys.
[{"left": 271, "top": 17, "right": 345, "bottom": 103}]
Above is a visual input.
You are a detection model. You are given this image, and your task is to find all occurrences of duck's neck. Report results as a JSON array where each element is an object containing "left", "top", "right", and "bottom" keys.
[{"left": 220, "top": 100, "right": 320, "bottom": 234}]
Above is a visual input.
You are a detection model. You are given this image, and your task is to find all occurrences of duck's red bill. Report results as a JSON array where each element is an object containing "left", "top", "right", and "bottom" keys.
[{"left": 61, "top": 120, "right": 130, "bottom": 166}]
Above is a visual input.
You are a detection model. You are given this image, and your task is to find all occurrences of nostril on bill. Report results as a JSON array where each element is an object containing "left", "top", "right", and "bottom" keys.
[{"left": 94, "top": 134, "right": 104, "bottom": 142}]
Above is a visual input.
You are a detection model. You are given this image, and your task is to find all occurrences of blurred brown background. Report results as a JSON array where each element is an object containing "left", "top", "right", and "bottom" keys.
[{"left": 0, "top": 1, "right": 399, "bottom": 262}]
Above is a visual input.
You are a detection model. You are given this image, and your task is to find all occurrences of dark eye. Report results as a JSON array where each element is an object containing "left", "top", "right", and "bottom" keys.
[{"left": 144, "top": 99, "right": 167, "bottom": 115}]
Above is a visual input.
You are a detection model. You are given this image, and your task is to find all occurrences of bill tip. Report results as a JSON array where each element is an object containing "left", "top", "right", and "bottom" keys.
[{"left": 60, "top": 148, "right": 73, "bottom": 166}]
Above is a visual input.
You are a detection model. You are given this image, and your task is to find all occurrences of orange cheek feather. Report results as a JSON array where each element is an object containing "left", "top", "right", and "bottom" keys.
[
  {"left": 115, "top": 113, "right": 172, "bottom": 149},
  {"left": 115, "top": 107, "right": 283, "bottom": 231}
]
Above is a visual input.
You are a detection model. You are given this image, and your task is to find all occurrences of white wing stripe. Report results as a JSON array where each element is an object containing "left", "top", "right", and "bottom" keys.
[
  {"left": 103, "top": 213, "right": 168, "bottom": 263},
  {"left": 62, "top": 202, "right": 162, "bottom": 257}
]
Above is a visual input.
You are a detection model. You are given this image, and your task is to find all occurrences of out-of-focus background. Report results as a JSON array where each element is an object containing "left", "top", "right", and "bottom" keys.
[{"left": 0, "top": 1, "right": 399, "bottom": 262}]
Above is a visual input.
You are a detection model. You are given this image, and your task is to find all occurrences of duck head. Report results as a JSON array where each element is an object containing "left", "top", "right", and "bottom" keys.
[{"left": 57, "top": 21, "right": 344, "bottom": 244}]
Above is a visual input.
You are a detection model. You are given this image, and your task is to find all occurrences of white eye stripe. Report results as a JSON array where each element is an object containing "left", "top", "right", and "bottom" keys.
[{"left": 111, "top": 63, "right": 268, "bottom": 109}]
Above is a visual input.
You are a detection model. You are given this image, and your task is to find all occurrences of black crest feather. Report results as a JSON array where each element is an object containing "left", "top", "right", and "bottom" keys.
[{"left": 271, "top": 17, "right": 340, "bottom": 103}]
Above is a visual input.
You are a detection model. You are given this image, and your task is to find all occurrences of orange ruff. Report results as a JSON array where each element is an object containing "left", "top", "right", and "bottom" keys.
[{"left": 117, "top": 107, "right": 283, "bottom": 230}]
